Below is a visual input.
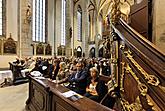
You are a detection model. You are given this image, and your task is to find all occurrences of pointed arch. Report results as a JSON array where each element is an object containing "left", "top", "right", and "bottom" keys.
[{"left": 77, "top": 5, "right": 82, "bottom": 41}]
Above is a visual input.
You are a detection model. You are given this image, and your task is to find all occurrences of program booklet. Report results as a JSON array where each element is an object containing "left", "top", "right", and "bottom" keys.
[{"left": 62, "top": 90, "right": 83, "bottom": 101}]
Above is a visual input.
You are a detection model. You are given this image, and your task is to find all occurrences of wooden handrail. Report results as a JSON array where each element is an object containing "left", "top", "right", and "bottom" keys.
[
  {"left": 111, "top": 18, "right": 165, "bottom": 110},
  {"left": 119, "top": 18, "right": 165, "bottom": 58}
]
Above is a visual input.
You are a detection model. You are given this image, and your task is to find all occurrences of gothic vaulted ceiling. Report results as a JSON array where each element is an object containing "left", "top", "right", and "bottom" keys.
[{"left": 89, "top": 0, "right": 143, "bottom": 19}]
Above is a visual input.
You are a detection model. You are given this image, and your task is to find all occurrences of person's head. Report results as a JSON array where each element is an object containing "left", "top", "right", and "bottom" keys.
[
  {"left": 16, "top": 57, "right": 19, "bottom": 61},
  {"left": 59, "top": 62, "right": 65, "bottom": 70},
  {"left": 90, "top": 67, "right": 99, "bottom": 78},
  {"left": 76, "top": 62, "right": 83, "bottom": 71}
]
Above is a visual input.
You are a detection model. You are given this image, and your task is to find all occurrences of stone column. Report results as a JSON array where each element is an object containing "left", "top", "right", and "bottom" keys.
[
  {"left": 83, "top": 1, "right": 89, "bottom": 58},
  {"left": 65, "top": 0, "right": 72, "bottom": 57},
  {"left": 19, "top": 0, "right": 33, "bottom": 58},
  {"left": 95, "top": 12, "right": 99, "bottom": 57}
]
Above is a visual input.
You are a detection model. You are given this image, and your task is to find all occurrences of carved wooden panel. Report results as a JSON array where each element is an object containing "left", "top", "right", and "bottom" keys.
[
  {"left": 56, "top": 103, "right": 70, "bottom": 111},
  {"left": 26, "top": 78, "right": 50, "bottom": 111},
  {"left": 36, "top": 43, "right": 44, "bottom": 55},
  {"left": 52, "top": 95, "right": 78, "bottom": 111},
  {"left": 3, "top": 37, "right": 17, "bottom": 54},
  {"left": 33, "top": 87, "right": 45, "bottom": 110}
]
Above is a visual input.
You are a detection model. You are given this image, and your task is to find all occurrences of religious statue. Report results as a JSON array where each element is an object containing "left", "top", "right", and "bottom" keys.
[{"left": 25, "top": 4, "right": 32, "bottom": 24}]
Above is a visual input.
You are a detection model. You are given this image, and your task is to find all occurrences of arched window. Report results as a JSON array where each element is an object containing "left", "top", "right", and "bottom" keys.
[
  {"left": 88, "top": 14, "right": 91, "bottom": 39},
  {"left": 0, "top": 0, "right": 6, "bottom": 36},
  {"left": 32, "top": 0, "right": 47, "bottom": 43},
  {"left": 77, "top": 5, "right": 82, "bottom": 41},
  {"left": 61, "top": 0, "right": 66, "bottom": 46}
]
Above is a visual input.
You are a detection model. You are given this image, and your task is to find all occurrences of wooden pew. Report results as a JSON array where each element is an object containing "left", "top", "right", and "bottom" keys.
[
  {"left": 9, "top": 62, "right": 28, "bottom": 85},
  {"left": 26, "top": 75, "right": 114, "bottom": 111}
]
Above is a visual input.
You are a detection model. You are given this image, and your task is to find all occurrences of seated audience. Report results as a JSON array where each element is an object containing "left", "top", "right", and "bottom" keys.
[{"left": 84, "top": 67, "right": 108, "bottom": 102}]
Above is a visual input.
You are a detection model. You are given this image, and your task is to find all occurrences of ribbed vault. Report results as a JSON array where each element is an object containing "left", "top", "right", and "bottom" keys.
[{"left": 89, "top": 0, "right": 143, "bottom": 23}]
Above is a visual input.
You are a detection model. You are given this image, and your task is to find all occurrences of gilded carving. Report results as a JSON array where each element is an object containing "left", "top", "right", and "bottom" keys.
[
  {"left": 124, "top": 50, "right": 160, "bottom": 86},
  {"left": 125, "top": 64, "right": 148, "bottom": 96},
  {"left": 120, "top": 62, "right": 125, "bottom": 92},
  {"left": 121, "top": 96, "right": 144, "bottom": 111},
  {"left": 146, "top": 95, "right": 162, "bottom": 111},
  {"left": 158, "top": 85, "right": 165, "bottom": 93},
  {"left": 119, "top": 44, "right": 125, "bottom": 50},
  {"left": 125, "top": 51, "right": 160, "bottom": 111},
  {"left": 106, "top": 78, "right": 118, "bottom": 93}
]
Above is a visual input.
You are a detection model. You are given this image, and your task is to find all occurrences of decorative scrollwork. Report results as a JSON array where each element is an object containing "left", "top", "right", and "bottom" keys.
[
  {"left": 124, "top": 50, "right": 160, "bottom": 86},
  {"left": 158, "top": 85, "right": 165, "bottom": 93},
  {"left": 119, "top": 44, "right": 125, "bottom": 50},
  {"left": 124, "top": 50, "right": 161, "bottom": 110},
  {"left": 120, "top": 62, "right": 125, "bottom": 92},
  {"left": 125, "top": 64, "right": 148, "bottom": 96},
  {"left": 146, "top": 95, "right": 162, "bottom": 111},
  {"left": 121, "top": 96, "right": 144, "bottom": 111}
]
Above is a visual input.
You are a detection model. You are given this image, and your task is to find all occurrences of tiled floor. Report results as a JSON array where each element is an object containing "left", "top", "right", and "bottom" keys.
[{"left": 0, "top": 83, "right": 28, "bottom": 111}]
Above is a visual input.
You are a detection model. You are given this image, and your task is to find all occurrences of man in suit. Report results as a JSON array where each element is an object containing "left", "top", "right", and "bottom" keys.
[{"left": 67, "top": 62, "right": 88, "bottom": 95}]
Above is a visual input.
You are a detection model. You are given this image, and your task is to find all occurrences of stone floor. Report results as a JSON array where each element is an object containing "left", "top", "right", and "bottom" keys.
[{"left": 0, "top": 83, "right": 28, "bottom": 111}]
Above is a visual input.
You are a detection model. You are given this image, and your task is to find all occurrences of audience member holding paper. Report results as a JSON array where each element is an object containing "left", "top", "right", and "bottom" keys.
[{"left": 84, "top": 67, "right": 108, "bottom": 102}]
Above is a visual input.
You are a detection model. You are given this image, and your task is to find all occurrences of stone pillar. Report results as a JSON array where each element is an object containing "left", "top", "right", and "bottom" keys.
[
  {"left": 19, "top": 0, "right": 33, "bottom": 58},
  {"left": 65, "top": 0, "right": 72, "bottom": 57},
  {"left": 83, "top": 1, "right": 89, "bottom": 58},
  {"left": 95, "top": 11, "right": 100, "bottom": 57}
]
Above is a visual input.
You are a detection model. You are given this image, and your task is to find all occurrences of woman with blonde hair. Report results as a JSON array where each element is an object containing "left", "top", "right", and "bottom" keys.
[
  {"left": 84, "top": 67, "right": 108, "bottom": 102},
  {"left": 57, "top": 62, "right": 66, "bottom": 80}
]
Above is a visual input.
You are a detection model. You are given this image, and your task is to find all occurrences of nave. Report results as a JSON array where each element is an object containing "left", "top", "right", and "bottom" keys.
[
  {"left": 0, "top": 0, "right": 165, "bottom": 111},
  {"left": 0, "top": 83, "right": 28, "bottom": 111}
]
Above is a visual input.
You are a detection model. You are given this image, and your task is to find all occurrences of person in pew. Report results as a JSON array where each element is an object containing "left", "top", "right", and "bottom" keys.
[
  {"left": 84, "top": 67, "right": 108, "bottom": 102},
  {"left": 57, "top": 62, "right": 66, "bottom": 80},
  {"left": 65, "top": 62, "right": 88, "bottom": 95},
  {"left": 52, "top": 59, "right": 60, "bottom": 80},
  {"left": 12, "top": 57, "right": 21, "bottom": 65}
]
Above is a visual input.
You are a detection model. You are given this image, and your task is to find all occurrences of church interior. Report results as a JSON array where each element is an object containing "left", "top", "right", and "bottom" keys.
[{"left": 0, "top": 0, "right": 165, "bottom": 111}]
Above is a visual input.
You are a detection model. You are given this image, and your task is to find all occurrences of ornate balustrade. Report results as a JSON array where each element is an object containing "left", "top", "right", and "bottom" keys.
[{"left": 111, "top": 18, "right": 165, "bottom": 111}]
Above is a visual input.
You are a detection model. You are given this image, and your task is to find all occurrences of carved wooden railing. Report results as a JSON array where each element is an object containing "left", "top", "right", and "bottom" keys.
[{"left": 111, "top": 18, "right": 165, "bottom": 111}]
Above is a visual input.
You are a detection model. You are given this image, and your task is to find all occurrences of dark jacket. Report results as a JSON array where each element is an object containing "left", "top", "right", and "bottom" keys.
[
  {"left": 68, "top": 70, "right": 88, "bottom": 92},
  {"left": 87, "top": 77, "right": 108, "bottom": 101}
]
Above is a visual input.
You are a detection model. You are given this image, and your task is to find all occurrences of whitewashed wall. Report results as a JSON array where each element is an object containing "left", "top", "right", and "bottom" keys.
[{"left": 6, "top": 0, "right": 18, "bottom": 40}]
